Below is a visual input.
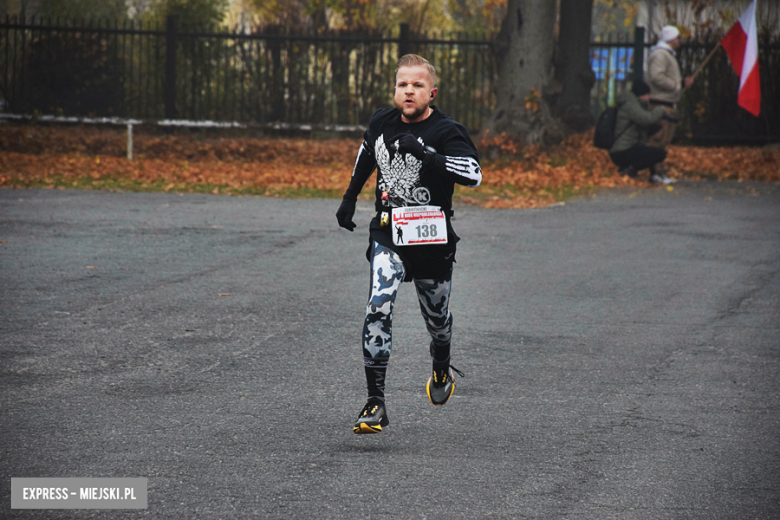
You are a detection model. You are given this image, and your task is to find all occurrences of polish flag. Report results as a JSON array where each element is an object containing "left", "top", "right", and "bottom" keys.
[{"left": 720, "top": 0, "right": 760, "bottom": 116}]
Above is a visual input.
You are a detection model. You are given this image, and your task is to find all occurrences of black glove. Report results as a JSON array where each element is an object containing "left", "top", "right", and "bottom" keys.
[
  {"left": 391, "top": 133, "right": 425, "bottom": 160},
  {"left": 336, "top": 198, "right": 356, "bottom": 231},
  {"left": 662, "top": 113, "right": 679, "bottom": 123}
]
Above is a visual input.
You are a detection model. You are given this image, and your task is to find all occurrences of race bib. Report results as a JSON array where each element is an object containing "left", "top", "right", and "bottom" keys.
[{"left": 391, "top": 206, "right": 448, "bottom": 246}]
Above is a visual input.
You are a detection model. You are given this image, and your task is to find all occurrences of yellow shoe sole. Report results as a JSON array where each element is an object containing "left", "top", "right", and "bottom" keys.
[{"left": 353, "top": 422, "right": 383, "bottom": 434}]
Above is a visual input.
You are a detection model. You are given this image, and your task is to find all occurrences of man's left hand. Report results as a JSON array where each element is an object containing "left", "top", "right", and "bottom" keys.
[{"left": 392, "top": 133, "right": 425, "bottom": 160}]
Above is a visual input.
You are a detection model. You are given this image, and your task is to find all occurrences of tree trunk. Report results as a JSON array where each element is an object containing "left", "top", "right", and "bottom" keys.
[
  {"left": 551, "top": 0, "right": 596, "bottom": 132},
  {"left": 479, "top": 0, "right": 558, "bottom": 151}
]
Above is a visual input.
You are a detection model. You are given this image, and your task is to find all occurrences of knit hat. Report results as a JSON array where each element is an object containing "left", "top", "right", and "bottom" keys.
[
  {"left": 631, "top": 79, "right": 651, "bottom": 97},
  {"left": 660, "top": 25, "right": 680, "bottom": 42}
]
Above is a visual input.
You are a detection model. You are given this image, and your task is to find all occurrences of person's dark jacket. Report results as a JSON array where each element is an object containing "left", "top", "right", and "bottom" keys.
[{"left": 609, "top": 90, "right": 666, "bottom": 154}]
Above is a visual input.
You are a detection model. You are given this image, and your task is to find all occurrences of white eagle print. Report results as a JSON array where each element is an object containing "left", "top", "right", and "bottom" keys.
[{"left": 374, "top": 134, "right": 432, "bottom": 207}]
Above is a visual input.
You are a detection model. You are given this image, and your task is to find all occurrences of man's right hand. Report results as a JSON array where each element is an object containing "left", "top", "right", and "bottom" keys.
[{"left": 336, "top": 198, "right": 357, "bottom": 231}]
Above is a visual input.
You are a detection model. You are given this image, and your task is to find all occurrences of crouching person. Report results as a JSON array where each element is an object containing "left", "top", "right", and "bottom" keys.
[{"left": 609, "top": 79, "right": 676, "bottom": 185}]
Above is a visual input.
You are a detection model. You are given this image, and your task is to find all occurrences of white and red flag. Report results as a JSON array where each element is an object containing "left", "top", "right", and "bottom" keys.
[{"left": 720, "top": 0, "right": 760, "bottom": 116}]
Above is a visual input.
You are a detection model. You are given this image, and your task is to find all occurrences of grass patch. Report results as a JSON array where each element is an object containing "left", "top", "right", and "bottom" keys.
[
  {"left": 3, "top": 173, "right": 345, "bottom": 199},
  {"left": 4, "top": 172, "right": 593, "bottom": 207},
  {"left": 453, "top": 181, "right": 593, "bottom": 207}
]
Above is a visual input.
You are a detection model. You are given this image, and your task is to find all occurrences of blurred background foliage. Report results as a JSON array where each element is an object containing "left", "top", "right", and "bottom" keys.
[
  {"left": 1, "top": 0, "right": 777, "bottom": 142},
  {"left": 4, "top": 0, "right": 777, "bottom": 39}
]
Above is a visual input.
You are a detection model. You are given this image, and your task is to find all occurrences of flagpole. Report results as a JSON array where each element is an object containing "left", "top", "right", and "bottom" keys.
[
  {"left": 682, "top": 43, "right": 721, "bottom": 93},
  {"left": 690, "top": 44, "right": 722, "bottom": 81}
]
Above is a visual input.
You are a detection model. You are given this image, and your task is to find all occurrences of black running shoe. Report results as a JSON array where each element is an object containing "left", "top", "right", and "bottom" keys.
[
  {"left": 426, "top": 357, "right": 464, "bottom": 406},
  {"left": 353, "top": 397, "right": 389, "bottom": 434}
]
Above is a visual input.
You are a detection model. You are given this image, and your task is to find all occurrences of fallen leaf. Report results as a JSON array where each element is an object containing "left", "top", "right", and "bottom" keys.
[{"left": 0, "top": 126, "right": 776, "bottom": 210}]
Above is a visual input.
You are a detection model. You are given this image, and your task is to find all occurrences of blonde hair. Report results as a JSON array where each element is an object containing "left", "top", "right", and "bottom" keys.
[{"left": 396, "top": 54, "right": 437, "bottom": 86}]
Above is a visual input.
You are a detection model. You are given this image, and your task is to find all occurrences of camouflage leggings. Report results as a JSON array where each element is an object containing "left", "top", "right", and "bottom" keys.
[{"left": 362, "top": 241, "right": 453, "bottom": 366}]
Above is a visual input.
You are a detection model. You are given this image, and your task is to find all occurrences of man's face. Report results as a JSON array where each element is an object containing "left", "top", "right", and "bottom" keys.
[
  {"left": 668, "top": 37, "right": 680, "bottom": 50},
  {"left": 394, "top": 65, "right": 437, "bottom": 123}
]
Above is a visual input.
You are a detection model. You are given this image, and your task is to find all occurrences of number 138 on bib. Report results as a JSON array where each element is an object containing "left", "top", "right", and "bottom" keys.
[{"left": 391, "top": 206, "right": 448, "bottom": 246}]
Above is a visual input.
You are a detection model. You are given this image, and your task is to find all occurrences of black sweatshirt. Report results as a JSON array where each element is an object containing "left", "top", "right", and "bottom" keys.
[{"left": 343, "top": 106, "right": 481, "bottom": 280}]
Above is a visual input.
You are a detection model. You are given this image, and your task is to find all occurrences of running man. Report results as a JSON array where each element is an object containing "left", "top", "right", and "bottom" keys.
[{"left": 335, "top": 54, "right": 482, "bottom": 434}]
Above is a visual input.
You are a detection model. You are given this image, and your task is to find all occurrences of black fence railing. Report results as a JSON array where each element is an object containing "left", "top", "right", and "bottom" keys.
[
  {"left": 590, "top": 28, "right": 780, "bottom": 145},
  {"left": 0, "top": 16, "right": 496, "bottom": 132},
  {"left": 590, "top": 30, "right": 644, "bottom": 114},
  {"left": 675, "top": 36, "right": 780, "bottom": 145},
  {"left": 1, "top": 16, "right": 778, "bottom": 143}
]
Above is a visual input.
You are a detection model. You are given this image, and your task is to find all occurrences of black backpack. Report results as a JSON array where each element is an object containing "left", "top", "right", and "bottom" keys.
[{"left": 593, "top": 103, "right": 631, "bottom": 150}]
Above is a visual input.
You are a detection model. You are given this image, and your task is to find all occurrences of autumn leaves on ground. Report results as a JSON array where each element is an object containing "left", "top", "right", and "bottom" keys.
[{"left": 0, "top": 124, "right": 778, "bottom": 208}]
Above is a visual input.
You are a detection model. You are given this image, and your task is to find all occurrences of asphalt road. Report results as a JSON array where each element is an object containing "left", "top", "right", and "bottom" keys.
[{"left": 1, "top": 182, "right": 779, "bottom": 519}]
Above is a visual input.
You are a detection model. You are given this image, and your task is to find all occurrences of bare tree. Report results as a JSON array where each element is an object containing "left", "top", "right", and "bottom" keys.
[
  {"left": 480, "top": 0, "right": 596, "bottom": 154},
  {"left": 552, "top": 0, "right": 596, "bottom": 132}
]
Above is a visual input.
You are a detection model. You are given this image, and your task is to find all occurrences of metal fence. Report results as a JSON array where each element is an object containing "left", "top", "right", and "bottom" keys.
[
  {"left": 676, "top": 36, "right": 780, "bottom": 145},
  {"left": 590, "top": 28, "right": 780, "bottom": 144},
  {"left": 1, "top": 16, "right": 778, "bottom": 142},
  {"left": 0, "top": 16, "right": 495, "bottom": 132},
  {"left": 590, "top": 31, "right": 642, "bottom": 113}
]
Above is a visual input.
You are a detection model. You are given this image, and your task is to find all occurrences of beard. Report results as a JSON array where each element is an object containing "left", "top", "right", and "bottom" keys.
[{"left": 396, "top": 99, "right": 428, "bottom": 122}]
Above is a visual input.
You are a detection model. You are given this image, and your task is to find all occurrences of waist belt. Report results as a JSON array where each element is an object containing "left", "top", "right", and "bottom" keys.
[{"left": 649, "top": 98, "right": 675, "bottom": 108}]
